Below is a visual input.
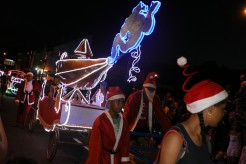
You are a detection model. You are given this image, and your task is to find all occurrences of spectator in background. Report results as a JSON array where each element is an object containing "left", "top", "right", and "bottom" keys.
[
  {"left": 14, "top": 72, "right": 41, "bottom": 128},
  {"left": 226, "top": 115, "right": 243, "bottom": 164},
  {"left": 162, "top": 91, "right": 179, "bottom": 125},
  {"left": 1, "top": 72, "right": 8, "bottom": 95},
  {"left": 86, "top": 86, "right": 130, "bottom": 164}
]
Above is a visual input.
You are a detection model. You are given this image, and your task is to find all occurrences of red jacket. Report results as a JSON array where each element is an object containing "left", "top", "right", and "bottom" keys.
[
  {"left": 123, "top": 90, "right": 171, "bottom": 133},
  {"left": 86, "top": 111, "right": 130, "bottom": 164}
]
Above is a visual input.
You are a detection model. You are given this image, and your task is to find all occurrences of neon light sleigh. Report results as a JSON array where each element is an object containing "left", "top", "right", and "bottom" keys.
[{"left": 37, "top": 1, "right": 161, "bottom": 161}]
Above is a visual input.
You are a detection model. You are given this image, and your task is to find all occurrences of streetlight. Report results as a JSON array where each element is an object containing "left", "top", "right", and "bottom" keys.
[{"left": 242, "top": 7, "right": 246, "bottom": 15}]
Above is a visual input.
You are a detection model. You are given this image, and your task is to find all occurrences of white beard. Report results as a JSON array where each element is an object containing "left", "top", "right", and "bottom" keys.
[{"left": 144, "top": 88, "right": 155, "bottom": 102}]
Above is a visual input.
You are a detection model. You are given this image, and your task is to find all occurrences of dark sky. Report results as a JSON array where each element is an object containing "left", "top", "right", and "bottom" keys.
[{"left": 1, "top": 0, "right": 246, "bottom": 70}]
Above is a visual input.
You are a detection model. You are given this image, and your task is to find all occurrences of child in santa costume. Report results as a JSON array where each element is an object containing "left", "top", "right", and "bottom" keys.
[
  {"left": 157, "top": 57, "right": 229, "bottom": 164},
  {"left": 123, "top": 72, "right": 171, "bottom": 134},
  {"left": 86, "top": 86, "right": 130, "bottom": 164},
  {"left": 15, "top": 72, "right": 41, "bottom": 127}
]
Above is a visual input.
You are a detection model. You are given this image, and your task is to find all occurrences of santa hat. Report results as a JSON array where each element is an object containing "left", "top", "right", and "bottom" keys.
[
  {"left": 143, "top": 72, "right": 157, "bottom": 89},
  {"left": 177, "top": 56, "right": 228, "bottom": 113},
  {"left": 107, "top": 86, "right": 125, "bottom": 101},
  {"left": 184, "top": 80, "right": 228, "bottom": 113}
]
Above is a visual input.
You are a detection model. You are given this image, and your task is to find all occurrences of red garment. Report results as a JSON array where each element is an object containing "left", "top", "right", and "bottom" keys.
[
  {"left": 123, "top": 90, "right": 171, "bottom": 133},
  {"left": 15, "top": 80, "right": 41, "bottom": 105},
  {"left": 15, "top": 80, "right": 41, "bottom": 125},
  {"left": 86, "top": 111, "right": 130, "bottom": 164},
  {"left": 38, "top": 96, "right": 61, "bottom": 130}
]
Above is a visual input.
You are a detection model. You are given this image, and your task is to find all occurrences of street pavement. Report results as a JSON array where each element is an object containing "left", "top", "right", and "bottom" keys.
[{"left": 0, "top": 94, "right": 87, "bottom": 164}]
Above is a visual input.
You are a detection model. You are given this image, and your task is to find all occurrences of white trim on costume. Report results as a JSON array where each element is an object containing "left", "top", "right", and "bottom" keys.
[
  {"left": 121, "top": 157, "right": 130, "bottom": 162},
  {"left": 108, "top": 94, "right": 125, "bottom": 101},
  {"left": 130, "top": 90, "right": 144, "bottom": 131}
]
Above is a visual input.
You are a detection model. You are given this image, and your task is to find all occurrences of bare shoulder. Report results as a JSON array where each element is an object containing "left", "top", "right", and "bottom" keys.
[{"left": 159, "top": 131, "right": 183, "bottom": 164}]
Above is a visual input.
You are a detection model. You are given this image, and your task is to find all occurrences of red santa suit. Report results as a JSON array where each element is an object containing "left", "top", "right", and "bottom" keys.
[
  {"left": 123, "top": 72, "right": 171, "bottom": 133},
  {"left": 15, "top": 78, "right": 41, "bottom": 125},
  {"left": 123, "top": 90, "right": 171, "bottom": 133},
  {"left": 86, "top": 110, "right": 130, "bottom": 164}
]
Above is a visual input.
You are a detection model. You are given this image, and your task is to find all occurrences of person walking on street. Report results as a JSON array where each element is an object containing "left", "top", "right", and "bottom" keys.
[
  {"left": 123, "top": 72, "right": 171, "bottom": 134},
  {"left": 86, "top": 86, "right": 130, "bottom": 164},
  {"left": 14, "top": 72, "right": 41, "bottom": 128}
]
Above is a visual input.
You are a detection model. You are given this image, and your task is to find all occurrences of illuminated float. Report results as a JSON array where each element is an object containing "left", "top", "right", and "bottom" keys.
[
  {"left": 37, "top": 1, "right": 161, "bottom": 161},
  {"left": 5, "top": 70, "right": 26, "bottom": 95}
]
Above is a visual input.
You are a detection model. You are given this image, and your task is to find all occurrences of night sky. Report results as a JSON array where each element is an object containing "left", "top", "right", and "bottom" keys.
[{"left": 1, "top": 0, "right": 246, "bottom": 70}]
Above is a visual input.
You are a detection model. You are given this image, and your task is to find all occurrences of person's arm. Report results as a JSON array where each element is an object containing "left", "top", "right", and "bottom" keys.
[
  {"left": 159, "top": 131, "right": 183, "bottom": 164},
  {"left": 86, "top": 120, "right": 102, "bottom": 164},
  {"left": 0, "top": 117, "right": 8, "bottom": 160}
]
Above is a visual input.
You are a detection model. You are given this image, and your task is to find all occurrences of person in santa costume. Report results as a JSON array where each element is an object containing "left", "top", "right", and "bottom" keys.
[
  {"left": 123, "top": 72, "right": 171, "bottom": 134},
  {"left": 86, "top": 86, "right": 130, "bottom": 164},
  {"left": 14, "top": 72, "right": 41, "bottom": 128},
  {"left": 157, "top": 56, "right": 229, "bottom": 164},
  {"left": 91, "top": 81, "right": 108, "bottom": 108}
]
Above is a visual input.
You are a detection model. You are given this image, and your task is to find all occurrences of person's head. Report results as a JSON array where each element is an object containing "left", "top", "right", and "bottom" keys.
[
  {"left": 143, "top": 72, "right": 157, "bottom": 102},
  {"left": 240, "top": 73, "right": 246, "bottom": 83},
  {"left": 184, "top": 80, "right": 228, "bottom": 127},
  {"left": 100, "top": 81, "right": 107, "bottom": 91},
  {"left": 26, "top": 72, "right": 34, "bottom": 82},
  {"left": 107, "top": 86, "right": 125, "bottom": 113}
]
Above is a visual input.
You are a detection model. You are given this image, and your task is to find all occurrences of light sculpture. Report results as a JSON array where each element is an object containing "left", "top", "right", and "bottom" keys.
[{"left": 38, "top": 1, "right": 161, "bottom": 131}]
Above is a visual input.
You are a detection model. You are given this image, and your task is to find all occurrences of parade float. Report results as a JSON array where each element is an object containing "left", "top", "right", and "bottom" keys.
[
  {"left": 5, "top": 70, "right": 26, "bottom": 95},
  {"left": 37, "top": 1, "right": 162, "bottom": 162}
]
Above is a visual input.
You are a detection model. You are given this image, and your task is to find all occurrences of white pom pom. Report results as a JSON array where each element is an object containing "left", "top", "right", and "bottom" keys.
[{"left": 177, "top": 56, "right": 187, "bottom": 66}]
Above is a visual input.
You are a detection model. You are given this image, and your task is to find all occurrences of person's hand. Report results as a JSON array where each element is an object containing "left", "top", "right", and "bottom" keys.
[{"left": 15, "top": 100, "right": 20, "bottom": 104}]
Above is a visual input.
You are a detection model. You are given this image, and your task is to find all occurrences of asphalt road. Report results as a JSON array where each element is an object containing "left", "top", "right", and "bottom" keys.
[{"left": 0, "top": 94, "right": 87, "bottom": 164}]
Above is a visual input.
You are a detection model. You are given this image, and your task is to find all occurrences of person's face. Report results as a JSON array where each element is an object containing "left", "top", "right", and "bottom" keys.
[
  {"left": 206, "top": 103, "right": 226, "bottom": 127},
  {"left": 100, "top": 84, "right": 107, "bottom": 91},
  {"left": 145, "top": 87, "right": 155, "bottom": 93},
  {"left": 109, "top": 98, "right": 125, "bottom": 113},
  {"left": 26, "top": 74, "right": 33, "bottom": 82}
]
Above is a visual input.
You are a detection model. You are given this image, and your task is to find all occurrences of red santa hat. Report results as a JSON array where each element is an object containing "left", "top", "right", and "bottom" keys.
[
  {"left": 107, "top": 86, "right": 125, "bottom": 101},
  {"left": 143, "top": 72, "right": 157, "bottom": 89},
  {"left": 184, "top": 80, "right": 228, "bottom": 113},
  {"left": 177, "top": 56, "right": 228, "bottom": 113}
]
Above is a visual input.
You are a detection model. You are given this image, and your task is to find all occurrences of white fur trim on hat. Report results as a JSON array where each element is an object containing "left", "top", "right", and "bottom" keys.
[
  {"left": 143, "top": 83, "right": 156, "bottom": 89},
  {"left": 186, "top": 90, "right": 228, "bottom": 113},
  {"left": 108, "top": 94, "right": 125, "bottom": 101}
]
